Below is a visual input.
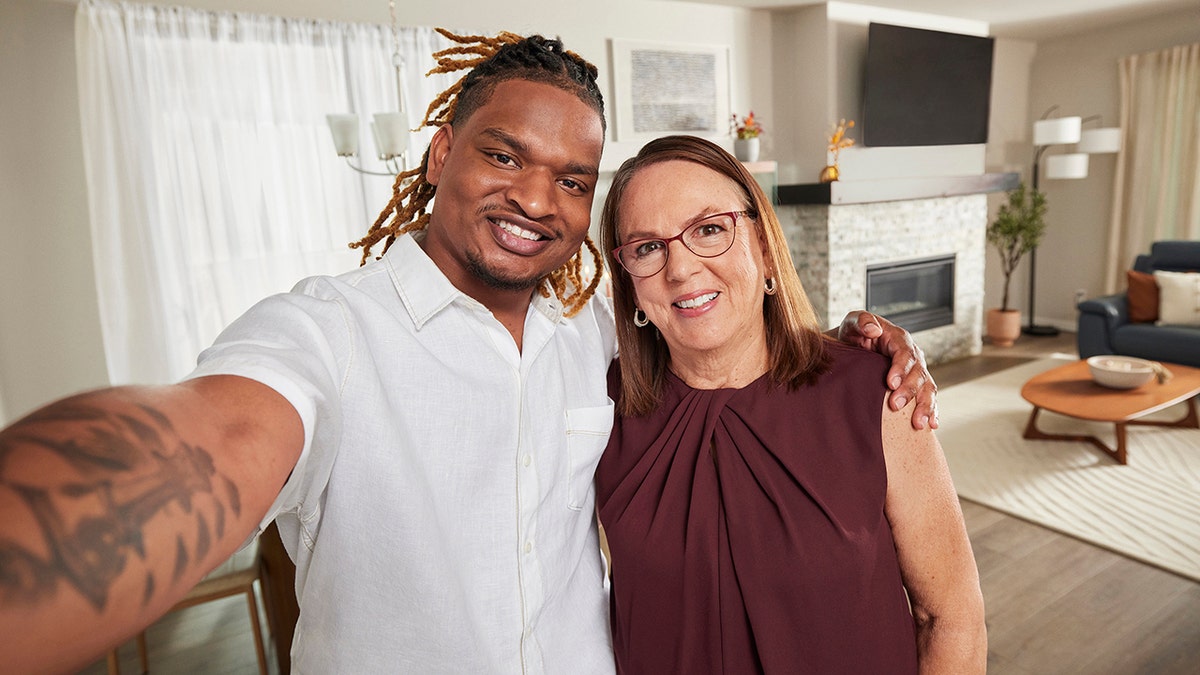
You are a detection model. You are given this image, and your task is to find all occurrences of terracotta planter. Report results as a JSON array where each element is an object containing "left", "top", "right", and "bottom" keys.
[{"left": 986, "top": 308, "right": 1021, "bottom": 347}]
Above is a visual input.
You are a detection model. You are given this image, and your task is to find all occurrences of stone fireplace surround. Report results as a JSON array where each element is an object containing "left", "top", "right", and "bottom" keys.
[{"left": 774, "top": 173, "right": 1017, "bottom": 365}]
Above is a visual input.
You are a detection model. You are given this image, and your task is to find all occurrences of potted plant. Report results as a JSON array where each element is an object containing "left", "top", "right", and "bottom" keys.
[
  {"left": 730, "top": 111, "right": 763, "bottom": 162},
  {"left": 986, "top": 182, "right": 1047, "bottom": 346}
]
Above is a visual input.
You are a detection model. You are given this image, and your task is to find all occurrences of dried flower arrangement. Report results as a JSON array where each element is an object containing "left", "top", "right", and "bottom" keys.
[
  {"left": 731, "top": 111, "right": 764, "bottom": 139},
  {"left": 827, "top": 118, "right": 855, "bottom": 163}
]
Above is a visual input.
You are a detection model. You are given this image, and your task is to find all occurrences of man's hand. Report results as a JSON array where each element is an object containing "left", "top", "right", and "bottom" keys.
[{"left": 831, "top": 310, "right": 938, "bottom": 430}]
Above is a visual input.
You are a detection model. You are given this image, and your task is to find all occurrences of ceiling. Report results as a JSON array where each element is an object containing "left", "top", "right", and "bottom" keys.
[{"left": 667, "top": 0, "right": 1199, "bottom": 39}]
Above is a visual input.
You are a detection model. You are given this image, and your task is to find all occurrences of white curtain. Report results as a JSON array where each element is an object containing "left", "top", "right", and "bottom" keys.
[
  {"left": 76, "top": 0, "right": 455, "bottom": 384},
  {"left": 1104, "top": 42, "right": 1200, "bottom": 291}
]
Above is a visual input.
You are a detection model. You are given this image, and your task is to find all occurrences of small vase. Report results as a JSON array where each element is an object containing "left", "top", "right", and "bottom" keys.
[
  {"left": 734, "top": 137, "right": 760, "bottom": 162},
  {"left": 819, "top": 164, "right": 839, "bottom": 183}
]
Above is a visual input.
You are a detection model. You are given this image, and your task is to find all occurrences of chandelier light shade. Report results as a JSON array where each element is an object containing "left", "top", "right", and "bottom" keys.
[
  {"left": 1078, "top": 127, "right": 1122, "bottom": 154},
  {"left": 371, "top": 112, "right": 409, "bottom": 160},
  {"left": 326, "top": 114, "right": 361, "bottom": 157},
  {"left": 1045, "top": 152, "right": 1089, "bottom": 180},
  {"left": 1033, "top": 116, "right": 1082, "bottom": 146}
]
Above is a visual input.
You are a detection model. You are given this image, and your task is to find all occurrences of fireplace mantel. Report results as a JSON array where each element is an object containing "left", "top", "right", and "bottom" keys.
[{"left": 777, "top": 172, "right": 1018, "bottom": 206}]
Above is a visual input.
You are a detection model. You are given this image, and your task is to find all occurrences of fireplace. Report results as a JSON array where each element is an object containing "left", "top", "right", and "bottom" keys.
[{"left": 865, "top": 255, "right": 955, "bottom": 332}]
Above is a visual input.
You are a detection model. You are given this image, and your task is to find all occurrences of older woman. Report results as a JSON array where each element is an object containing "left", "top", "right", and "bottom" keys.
[{"left": 596, "top": 136, "right": 986, "bottom": 674}]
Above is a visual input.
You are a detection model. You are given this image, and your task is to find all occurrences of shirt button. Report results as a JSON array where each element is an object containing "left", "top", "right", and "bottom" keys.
[
  {"left": 523, "top": 454, "right": 532, "bottom": 467},
  {"left": 524, "top": 541, "right": 533, "bottom": 554}
]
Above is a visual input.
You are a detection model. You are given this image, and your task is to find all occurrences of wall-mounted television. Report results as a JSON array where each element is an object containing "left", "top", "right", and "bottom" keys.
[{"left": 862, "top": 23, "right": 994, "bottom": 147}]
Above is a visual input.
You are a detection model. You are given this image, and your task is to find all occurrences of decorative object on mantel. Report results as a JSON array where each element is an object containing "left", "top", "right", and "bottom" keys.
[
  {"left": 986, "top": 181, "right": 1046, "bottom": 347},
  {"left": 819, "top": 118, "right": 855, "bottom": 183},
  {"left": 325, "top": 0, "right": 410, "bottom": 177},
  {"left": 731, "top": 111, "right": 763, "bottom": 162},
  {"left": 1023, "top": 105, "right": 1121, "bottom": 337}
]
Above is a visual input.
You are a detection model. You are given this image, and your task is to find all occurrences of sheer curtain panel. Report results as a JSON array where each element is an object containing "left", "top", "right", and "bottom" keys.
[
  {"left": 1104, "top": 42, "right": 1200, "bottom": 291},
  {"left": 76, "top": 0, "right": 453, "bottom": 384}
]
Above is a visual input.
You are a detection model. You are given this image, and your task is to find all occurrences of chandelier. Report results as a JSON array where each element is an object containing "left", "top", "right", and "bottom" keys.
[{"left": 325, "top": 0, "right": 408, "bottom": 177}]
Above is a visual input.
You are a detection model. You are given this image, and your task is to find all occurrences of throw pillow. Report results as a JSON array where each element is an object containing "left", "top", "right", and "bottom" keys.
[
  {"left": 1126, "top": 270, "right": 1159, "bottom": 323},
  {"left": 1154, "top": 270, "right": 1200, "bottom": 326}
]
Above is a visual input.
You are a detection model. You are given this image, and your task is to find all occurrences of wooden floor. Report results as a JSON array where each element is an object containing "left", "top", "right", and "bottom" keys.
[
  {"left": 81, "top": 331, "right": 1200, "bottom": 674},
  {"left": 936, "top": 332, "right": 1200, "bottom": 674}
]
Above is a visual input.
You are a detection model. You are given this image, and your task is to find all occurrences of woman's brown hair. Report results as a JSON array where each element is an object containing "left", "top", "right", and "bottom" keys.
[{"left": 599, "top": 135, "right": 831, "bottom": 416}]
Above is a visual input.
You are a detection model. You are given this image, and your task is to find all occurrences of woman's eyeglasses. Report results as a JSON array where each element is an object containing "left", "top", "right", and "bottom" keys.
[{"left": 611, "top": 210, "right": 750, "bottom": 278}]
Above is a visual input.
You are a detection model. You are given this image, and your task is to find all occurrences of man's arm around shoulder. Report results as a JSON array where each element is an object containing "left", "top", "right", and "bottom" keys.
[{"left": 0, "top": 375, "right": 301, "bottom": 674}]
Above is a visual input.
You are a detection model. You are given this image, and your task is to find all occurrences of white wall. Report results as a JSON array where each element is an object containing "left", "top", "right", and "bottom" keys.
[
  {"left": 1023, "top": 8, "right": 1200, "bottom": 330},
  {"left": 1, "top": 0, "right": 110, "bottom": 423},
  {"left": 981, "top": 38, "right": 1038, "bottom": 314}
]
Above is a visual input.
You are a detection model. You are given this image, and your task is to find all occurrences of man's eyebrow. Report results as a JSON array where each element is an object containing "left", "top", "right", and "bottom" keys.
[
  {"left": 482, "top": 127, "right": 528, "bottom": 155},
  {"left": 481, "top": 127, "right": 598, "bottom": 176}
]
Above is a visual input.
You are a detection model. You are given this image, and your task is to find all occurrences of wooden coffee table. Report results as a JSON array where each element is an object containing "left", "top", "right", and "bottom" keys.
[{"left": 1020, "top": 359, "right": 1200, "bottom": 464}]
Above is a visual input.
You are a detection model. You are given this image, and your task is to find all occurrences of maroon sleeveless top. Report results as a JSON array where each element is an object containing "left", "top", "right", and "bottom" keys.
[{"left": 596, "top": 342, "right": 918, "bottom": 674}]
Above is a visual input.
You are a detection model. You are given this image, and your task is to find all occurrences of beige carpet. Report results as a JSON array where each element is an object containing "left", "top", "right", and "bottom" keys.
[{"left": 936, "top": 356, "right": 1200, "bottom": 582}]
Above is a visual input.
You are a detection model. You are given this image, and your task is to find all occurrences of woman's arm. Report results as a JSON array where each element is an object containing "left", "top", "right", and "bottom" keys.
[
  {"left": 0, "top": 375, "right": 302, "bottom": 674},
  {"left": 880, "top": 397, "right": 987, "bottom": 674}
]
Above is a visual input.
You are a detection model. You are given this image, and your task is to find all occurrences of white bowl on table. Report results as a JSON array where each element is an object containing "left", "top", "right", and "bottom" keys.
[{"left": 1086, "top": 355, "right": 1157, "bottom": 389}]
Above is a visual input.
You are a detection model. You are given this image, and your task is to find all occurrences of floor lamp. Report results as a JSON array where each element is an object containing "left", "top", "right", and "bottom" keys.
[
  {"left": 1024, "top": 109, "right": 1122, "bottom": 336},
  {"left": 1023, "top": 111, "right": 1084, "bottom": 336}
]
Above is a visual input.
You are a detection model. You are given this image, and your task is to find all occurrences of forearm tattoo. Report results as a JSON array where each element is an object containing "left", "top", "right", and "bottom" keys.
[{"left": 0, "top": 399, "right": 241, "bottom": 611}]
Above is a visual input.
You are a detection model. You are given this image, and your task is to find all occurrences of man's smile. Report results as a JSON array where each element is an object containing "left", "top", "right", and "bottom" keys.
[{"left": 495, "top": 218, "right": 546, "bottom": 241}]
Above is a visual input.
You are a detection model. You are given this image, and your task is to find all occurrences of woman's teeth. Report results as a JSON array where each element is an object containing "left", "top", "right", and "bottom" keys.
[
  {"left": 675, "top": 292, "right": 718, "bottom": 309},
  {"left": 498, "top": 220, "right": 542, "bottom": 241}
]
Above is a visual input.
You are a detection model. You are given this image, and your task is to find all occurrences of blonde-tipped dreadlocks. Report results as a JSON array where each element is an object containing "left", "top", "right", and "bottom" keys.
[{"left": 349, "top": 28, "right": 606, "bottom": 318}]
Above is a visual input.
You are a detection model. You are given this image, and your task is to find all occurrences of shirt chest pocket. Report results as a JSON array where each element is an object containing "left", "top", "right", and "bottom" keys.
[{"left": 565, "top": 402, "right": 615, "bottom": 511}]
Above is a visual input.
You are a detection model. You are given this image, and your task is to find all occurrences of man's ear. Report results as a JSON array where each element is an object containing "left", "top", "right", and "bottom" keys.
[{"left": 425, "top": 125, "right": 454, "bottom": 186}]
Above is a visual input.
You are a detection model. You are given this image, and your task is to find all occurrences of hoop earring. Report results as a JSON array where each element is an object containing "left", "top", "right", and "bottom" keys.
[
  {"left": 633, "top": 307, "right": 650, "bottom": 328},
  {"left": 764, "top": 277, "right": 777, "bottom": 295}
]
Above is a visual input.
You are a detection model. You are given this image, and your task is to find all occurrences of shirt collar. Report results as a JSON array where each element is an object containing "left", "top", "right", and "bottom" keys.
[{"left": 383, "top": 232, "right": 565, "bottom": 328}]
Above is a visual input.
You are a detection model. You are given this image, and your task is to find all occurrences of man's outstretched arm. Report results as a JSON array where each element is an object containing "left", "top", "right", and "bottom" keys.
[
  {"left": 0, "top": 375, "right": 301, "bottom": 674},
  {"left": 830, "top": 310, "right": 938, "bottom": 430}
]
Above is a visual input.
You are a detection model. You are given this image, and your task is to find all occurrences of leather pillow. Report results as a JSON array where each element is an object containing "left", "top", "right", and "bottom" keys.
[
  {"left": 1154, "top": 270, "right": 1200, "bottom": 326},
  {"left": 1126, "top": 269, "right": 1159, "bottom": 323}
]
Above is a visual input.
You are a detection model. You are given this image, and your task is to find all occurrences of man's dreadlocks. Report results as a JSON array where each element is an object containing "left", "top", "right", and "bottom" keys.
[{"left": 349, "top": 29, "right": 607, "bottom": 318}]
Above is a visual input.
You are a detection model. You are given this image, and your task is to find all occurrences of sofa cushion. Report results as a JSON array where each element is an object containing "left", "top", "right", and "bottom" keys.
[
  {"left": 1126, "top": 269, "right": 1159, "bottom": 323},
  {"left": 1113, "top": 323, "right": 1200, "bottom": 368},
  {"left": 1148, "top": 240, "right": 1200, "bottom": 272},
  {"left": 1154, "top": 270, "right": 1200, "bottom": 326}
]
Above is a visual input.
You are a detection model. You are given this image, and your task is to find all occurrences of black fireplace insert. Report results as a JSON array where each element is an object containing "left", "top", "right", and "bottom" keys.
[{"left": 865, "top": 255, "right": 955, "bottom": 333}]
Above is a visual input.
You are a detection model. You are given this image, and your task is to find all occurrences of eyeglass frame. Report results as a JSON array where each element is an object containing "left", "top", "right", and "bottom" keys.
[{"left": 610, "top": 210, "right": 753, "bottom": 278}]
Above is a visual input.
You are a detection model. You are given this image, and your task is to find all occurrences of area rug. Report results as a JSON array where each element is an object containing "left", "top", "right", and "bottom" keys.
[{"left": 936, "top": 356, "right": 1200, "bottom": 582}]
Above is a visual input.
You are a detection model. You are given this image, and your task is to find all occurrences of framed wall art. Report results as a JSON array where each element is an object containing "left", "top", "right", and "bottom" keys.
[{"left": 609, "top": 38, "right": 731, "bottom": 142}]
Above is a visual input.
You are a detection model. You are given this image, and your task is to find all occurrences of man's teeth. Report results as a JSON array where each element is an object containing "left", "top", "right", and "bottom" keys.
[
  {"left": 497, "top": 220, "right": 542, "bottom": 241},
  {"left": 675, "top": 292, "right": 718, "bottom": 309}
]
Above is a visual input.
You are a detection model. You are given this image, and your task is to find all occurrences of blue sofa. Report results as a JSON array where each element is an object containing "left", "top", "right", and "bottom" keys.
[{"left": 1076, "top": 240, "right": 1200, "bottom": 368}]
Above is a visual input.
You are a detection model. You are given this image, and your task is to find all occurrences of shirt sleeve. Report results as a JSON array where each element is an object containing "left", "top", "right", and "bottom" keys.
[{"left": 184, "top": 276, "right": 351, "bottom": 540}]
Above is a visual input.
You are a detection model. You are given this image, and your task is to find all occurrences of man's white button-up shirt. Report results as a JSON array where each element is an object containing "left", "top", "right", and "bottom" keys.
[{"left": 189, "top": 233, "right": 617, "bottom": 673}]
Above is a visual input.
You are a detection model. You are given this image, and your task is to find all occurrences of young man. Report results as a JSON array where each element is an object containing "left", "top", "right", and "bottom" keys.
[{"left": 0, "top": 33, "right": 936, "bottom": 673}]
